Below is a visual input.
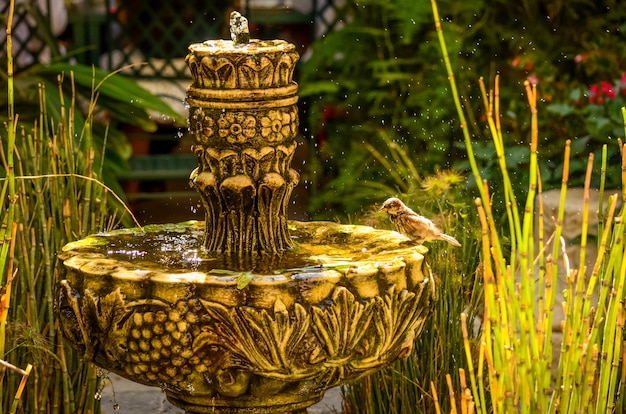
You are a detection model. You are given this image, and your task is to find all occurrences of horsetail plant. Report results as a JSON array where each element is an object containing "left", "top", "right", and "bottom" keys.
[
  {"left": 432, "top": 0, "right": 626, "bottom": 412},
  {"left": 0, "top": 2, "right": 33, "bottom": 412},
  {"left": 1, "top": 0, "right": 145, "bottom": 411}
]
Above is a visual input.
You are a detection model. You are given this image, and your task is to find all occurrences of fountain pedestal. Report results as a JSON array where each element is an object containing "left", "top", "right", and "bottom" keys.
[
  {"left": 56, "top": 13, "right": 437, "bottom": 414},
  {"left": 186, "top": 38, "right": 300, "bottom": 254}
]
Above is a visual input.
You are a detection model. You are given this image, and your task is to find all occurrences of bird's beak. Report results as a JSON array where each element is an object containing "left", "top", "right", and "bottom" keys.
[{"left": 379, "top": 207, "right": 387, "bottom": 213}]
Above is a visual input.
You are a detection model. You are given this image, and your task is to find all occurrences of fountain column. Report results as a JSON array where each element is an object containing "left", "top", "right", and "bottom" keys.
[{"left": 186, "top": 29, "right": 300, "bottom": 254}]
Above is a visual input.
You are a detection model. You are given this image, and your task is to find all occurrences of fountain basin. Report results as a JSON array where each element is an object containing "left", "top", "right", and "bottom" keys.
[{"left": 57, "top": 220, "right": 435, "bottom": 413}]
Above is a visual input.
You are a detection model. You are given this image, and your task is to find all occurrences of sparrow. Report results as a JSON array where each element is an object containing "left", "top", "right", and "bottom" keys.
[{"left": 379, "top": 197, "right": 461, "bottom": 247}]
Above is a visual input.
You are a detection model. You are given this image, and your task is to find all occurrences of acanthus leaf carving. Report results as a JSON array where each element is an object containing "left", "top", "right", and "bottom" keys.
[
  {"left": 312, "top": 288, "right": 374, "bottom": 357},
  {"left": 239, "top": 56, "right": 274, "bottom": 89},
  {"left": 200, "top": 56, "right": 236, "bottom": 88},
  {"left": 274, "top": 52, "right": 299, "bottom": 85},
  {"left": 197, "top": 299, "right": 311, "bottom": 381},
  {"left": 242, "top": 147, "right": 275, "bottom": 181}
]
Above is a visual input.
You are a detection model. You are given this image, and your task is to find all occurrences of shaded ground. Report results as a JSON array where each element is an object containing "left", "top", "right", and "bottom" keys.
[{"left": 100, "top": 373, "right": 343, "bottom": 414}]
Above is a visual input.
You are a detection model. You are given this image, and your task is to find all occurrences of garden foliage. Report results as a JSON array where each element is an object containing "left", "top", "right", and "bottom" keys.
[{"left": 299, "top": 0, "right": 626, "bottom": 219}]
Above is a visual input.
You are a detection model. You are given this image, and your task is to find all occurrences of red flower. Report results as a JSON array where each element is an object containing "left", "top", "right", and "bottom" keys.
[
  {"left": 588, "top": 81, "right": 617, "bottom": 105},
  {"left": 600, "top": 81, "right": 616, "bottom": 99},
  {"left": 511, "top": 56, "right": 534, "bottom": 71},
  {"left": 588, "top": 84, "right": 599, "bottom": 104}
]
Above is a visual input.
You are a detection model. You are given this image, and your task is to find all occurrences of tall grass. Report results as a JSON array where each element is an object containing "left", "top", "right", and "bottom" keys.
[
  {"left": 431, "top": 0, "right": 626, "bottom": 411},
  {"left": 1, "top": 2, "right": 132, "bottom": 411}
]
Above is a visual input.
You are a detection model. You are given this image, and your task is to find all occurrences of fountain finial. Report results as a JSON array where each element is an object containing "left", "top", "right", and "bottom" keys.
[{"left": 230, "top": 11, "right": 250, "bottom": 44}]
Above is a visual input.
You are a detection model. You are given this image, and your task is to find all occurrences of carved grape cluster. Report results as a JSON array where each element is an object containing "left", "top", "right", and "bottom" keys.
[{"left": 122, "top": 299, "right": 207, "bottom": 385}]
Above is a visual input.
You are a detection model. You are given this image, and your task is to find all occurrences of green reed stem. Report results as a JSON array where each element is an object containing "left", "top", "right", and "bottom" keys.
[
  {"left": 430, "top": 0, "right": 486, "bottom": 204},
  {"left": 1, "top": 2, "right": 18, "bottom": 408},
  {"left": 623, "top": 107, "right": 626, "bottom": 201},
  {"left": 594, "top": 147, "right": 626, "bottom": 413},
  {"left": 597, "top": 145, "right": 608, "bottom": 239},
  {"left": 542, "top": 138, "right": 569, "bottom": 413}
]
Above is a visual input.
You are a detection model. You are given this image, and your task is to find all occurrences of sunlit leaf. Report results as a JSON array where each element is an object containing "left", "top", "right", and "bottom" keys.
[
  {"left": 236, "top": 272, "right": 255, "bottom": 289},
  {"left": 34, "top": 63, "right": 185, "bottom": 125}
]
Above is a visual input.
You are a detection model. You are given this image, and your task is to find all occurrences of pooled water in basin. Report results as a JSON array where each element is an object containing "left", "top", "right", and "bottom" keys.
[
  {"left": 66, "top": 220, "right": 415, "bottom": 275},
  {"left": 103, "top": 223, "right": 310, "bottom": 274}
]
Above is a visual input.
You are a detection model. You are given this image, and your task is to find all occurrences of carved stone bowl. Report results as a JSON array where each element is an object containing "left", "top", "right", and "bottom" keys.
[{"left": 56, "top": 220, "right": 435, "bottom": 413}]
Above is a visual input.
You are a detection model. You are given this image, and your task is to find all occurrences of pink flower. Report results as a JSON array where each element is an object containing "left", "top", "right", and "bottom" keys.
[
  {"left": 526, "top": 74, "right": 539, "bottom": 85},
  {"left": 574, "top": 54, "right": 588, "bottom": 63}
]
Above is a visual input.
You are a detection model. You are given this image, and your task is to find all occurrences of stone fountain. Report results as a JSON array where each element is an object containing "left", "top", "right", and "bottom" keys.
[{"left": 56, "top": 12, "right": 436, "bottom": 414}]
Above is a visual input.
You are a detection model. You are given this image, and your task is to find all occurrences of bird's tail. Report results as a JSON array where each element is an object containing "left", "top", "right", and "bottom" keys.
[{"left": 440, "top": 233, "right": 461, "bottom": 247}]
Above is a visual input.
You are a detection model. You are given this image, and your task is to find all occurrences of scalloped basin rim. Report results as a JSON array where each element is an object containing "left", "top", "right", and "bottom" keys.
[{"left": 59, "top": 220, "right": 428, "bottom": 287}]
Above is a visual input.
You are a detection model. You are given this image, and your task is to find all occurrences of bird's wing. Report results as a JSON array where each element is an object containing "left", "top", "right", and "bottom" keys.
[{"left": 402, "top": 214, "right": 432, "bottom": 234}]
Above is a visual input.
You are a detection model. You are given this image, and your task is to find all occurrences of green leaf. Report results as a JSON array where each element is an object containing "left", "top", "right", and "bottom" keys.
[
  {"left": 568, "top": 88, "right": 583, "bottom": 101},
  {"left": 63, "top": 236, "right": 108, "bottom": 250},
  {"left": 298, "top": 81, "right": 341, "bottom": 97},
  {"left": 34, "top": 63, "right": 186, "bottom": 125},
  {"left": 208, "top": 269, "right": 238, "bottom": 275},
  {"left": 546, "top": 103, "right": 575, "bottom": 117},
  {"left": 236, "top": 272, "right": 255, "bottom": 289},
  {"left": 100, "top": 100, "right": 159, "bottom": 132}
]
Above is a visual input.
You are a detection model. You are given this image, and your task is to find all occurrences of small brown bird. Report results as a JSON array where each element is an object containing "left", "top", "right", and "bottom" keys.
[{"left": 379, "top": 197, "right": 461, "bottom": 247}]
